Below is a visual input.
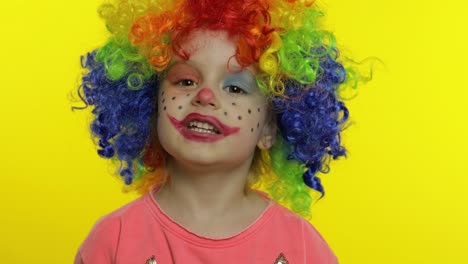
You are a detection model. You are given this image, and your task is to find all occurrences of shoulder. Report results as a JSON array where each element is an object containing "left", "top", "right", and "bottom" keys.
[
  {"left": 86, "top": 194, "right": 149, "bottom": 237},
  {"left": 270, "top": 203, "right": 339, "bottom": 263},
  {"left": 76, "top": 195, "right": 148, "bottom": 263}
]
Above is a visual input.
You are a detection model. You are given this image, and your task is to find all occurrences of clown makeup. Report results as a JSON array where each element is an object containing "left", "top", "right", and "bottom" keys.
[
  {"left": 156, "top": 30, "right": 274, "bottom": 168},
  {"left": 223, "top": 71, "right": 258, "bottom": 95},
  {"left": 159, "top": 64, "right": 267, "bottom": 136}
]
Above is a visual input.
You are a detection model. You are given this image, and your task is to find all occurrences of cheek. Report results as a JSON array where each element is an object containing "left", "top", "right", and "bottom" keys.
[
  {"left": 224, "top": 99, "right": 267, "bottom": 134},
  {"left": 158, "top": 87, "right": 192, "bottom": 115}
]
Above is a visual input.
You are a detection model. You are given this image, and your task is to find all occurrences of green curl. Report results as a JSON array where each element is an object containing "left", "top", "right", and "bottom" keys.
[
  {"left": 96, "top": 38, "right": 154, "bottom": 89},
  {"left": 268, "top": 137, "right": 313, "bottom": 216},
  {"left": 275, "top": 8, "right": 336, "bottom": 86}
]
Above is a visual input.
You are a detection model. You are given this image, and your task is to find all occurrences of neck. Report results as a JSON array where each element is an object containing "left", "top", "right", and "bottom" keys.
[{"left": 157, "top": 157, "right": 254, "bottom": 219}]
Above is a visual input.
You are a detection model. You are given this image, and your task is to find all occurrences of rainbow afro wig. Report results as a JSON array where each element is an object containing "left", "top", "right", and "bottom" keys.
[{"left": 76, "top": 0, "right": 358, "bottom": 220}]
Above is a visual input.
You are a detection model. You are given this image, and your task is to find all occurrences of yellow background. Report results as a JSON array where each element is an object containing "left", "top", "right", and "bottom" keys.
[{"left": 0, "top": 0, "right": 467, "bottom": 263}]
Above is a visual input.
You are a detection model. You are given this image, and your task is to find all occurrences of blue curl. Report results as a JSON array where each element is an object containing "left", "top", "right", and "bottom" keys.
[
  {"left": 303, "top": 169, "right": 324, "bottom": 196},
  {"left": 273, "top": 52, "right": 349, "bottom": 196},
  {"left": 77, "top": 50, "right": 158, "bottom": 184}
]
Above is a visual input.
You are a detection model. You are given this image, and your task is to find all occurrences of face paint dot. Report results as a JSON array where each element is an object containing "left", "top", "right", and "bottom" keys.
[
  {"left": 161, "top": 91, "right": 165, "bottom": 95},
  {"left": 248, "top": 109, "right": 251, "bottom": 114},
  {"left": 178, "top": 105, "right": 182, "bottom": 110},
  {"left": 238, "top": 115, "right": 242, "bottom": 120},
  {"left": 232, "top": 102, "right": 236, "bottom": 106},
  {"left": 257, "top": 108, "right": 260, "bottom": 112},
  {"left": 163, "top": 106, "right": 167, "bottom": 111},
  {"left": 251, "top": 128, "right": 254, "bottom": 132},
  {"left": 224, "top": 111, "right": 228, "bottom": 116},
  {"left": 186, "top": 93, "right": 190, "bottom": 96},
  {"left": 257, "top": 122, "right": 259, "bottom": 128},
  {"left": 162, "top": 98, "right": 165, "bottom": 103},
  {"left": 172, "top": 96, "right": 176, "bottom": 100}
]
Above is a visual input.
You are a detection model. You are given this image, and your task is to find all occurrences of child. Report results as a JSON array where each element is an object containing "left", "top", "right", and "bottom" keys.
[{"left": 74, "top": 0, "right": 352, "bottom": 263}]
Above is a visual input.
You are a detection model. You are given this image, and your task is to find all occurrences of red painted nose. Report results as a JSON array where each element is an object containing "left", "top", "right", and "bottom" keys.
[{"left": 196, "top": 88, "right": 215, "bottom": 105}]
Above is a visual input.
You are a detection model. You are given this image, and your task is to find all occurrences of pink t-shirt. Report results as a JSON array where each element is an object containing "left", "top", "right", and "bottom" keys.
[{"left": 75, "top": 186, "right": 338, "bottom": 264}]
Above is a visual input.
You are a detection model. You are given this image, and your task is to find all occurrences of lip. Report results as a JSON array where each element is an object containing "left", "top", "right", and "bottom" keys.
[{"left": 168, "top": 113, "right": 240, "bottom": 142}]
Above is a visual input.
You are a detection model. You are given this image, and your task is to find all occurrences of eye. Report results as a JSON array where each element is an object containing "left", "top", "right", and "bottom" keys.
[
  {"left": 177, "top": 79, "right": 197, "bottom": 87},
  {"left": 225, "top": 85, "right": 247, "bottom": 94}
]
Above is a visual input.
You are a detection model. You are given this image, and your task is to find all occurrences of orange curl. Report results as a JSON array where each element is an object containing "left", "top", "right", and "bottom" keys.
[
  {"left": 150, "top": 44, "right": 172, "bottom": 72},
  {"left": 143, "top": 142, "right": 165, "bottom": 170}
]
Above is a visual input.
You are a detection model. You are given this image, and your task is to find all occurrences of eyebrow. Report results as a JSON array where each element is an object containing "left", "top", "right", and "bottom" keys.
[{"left": 163, "top": 60, "right": 198, "bottom": 78}]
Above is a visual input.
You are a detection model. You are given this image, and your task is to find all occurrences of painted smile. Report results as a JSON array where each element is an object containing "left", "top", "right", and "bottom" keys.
[{"left": 168, "top": 113, "right": 240, "bottom": 142}]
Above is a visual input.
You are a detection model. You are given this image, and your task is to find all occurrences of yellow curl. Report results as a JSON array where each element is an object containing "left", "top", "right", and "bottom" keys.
[
  {"left": 269, "top": 32, "right": 283, "bottom": 51},
  {"left": 259, "top": 32, "right": 283, "bottom": 92},
  {"left": 259, "top": 33, "right": 282, "bottom": 75},
  {"left": 271, "top": 77, "right": 285, "bottom": 95},
  {"left": 259, "top": 53, "right": 278, "bottom": 76}
]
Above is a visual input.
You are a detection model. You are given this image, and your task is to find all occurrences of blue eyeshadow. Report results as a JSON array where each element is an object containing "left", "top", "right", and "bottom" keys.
[{"left": 223, "top": 71, "right": 257, "bottom": 93}]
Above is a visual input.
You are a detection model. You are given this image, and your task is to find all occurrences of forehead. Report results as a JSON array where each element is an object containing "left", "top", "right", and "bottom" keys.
[
  {"left": 179, "top": 30, "right": 236, "bottom": 57},
  {"left": 174, "top": 30, "right": 256, "bottom": 74}
]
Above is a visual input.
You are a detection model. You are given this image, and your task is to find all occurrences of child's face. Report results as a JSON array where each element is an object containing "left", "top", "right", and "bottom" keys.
[{"left": 156, "top": 30, "right": 273, "bottom": 169}]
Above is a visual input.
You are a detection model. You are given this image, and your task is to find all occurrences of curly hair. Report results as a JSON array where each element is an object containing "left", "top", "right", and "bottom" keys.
[{"left": 75, "top": 0, "right": 355, "bottom": 220}]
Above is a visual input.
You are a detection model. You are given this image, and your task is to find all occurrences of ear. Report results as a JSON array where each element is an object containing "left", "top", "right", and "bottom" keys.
[{"left": 257, "top": 121, "right": 276, "bottom": 150}]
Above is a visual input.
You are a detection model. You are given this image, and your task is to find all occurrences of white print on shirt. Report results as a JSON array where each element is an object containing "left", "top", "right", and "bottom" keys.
[
  {"left": 145, "top": 255, "right": 157, "bottom": 264},
  {"left": 274, "top": 252, "right": 289, "bottom": 264}
]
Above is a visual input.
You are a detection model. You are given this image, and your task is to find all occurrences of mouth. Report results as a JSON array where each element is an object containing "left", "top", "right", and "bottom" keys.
[
  {"left": 186, "top": 120, "right": 221, "bottom": 134},
  {"left": 167, "top": 113, "right": 240, "bottom": 142}
]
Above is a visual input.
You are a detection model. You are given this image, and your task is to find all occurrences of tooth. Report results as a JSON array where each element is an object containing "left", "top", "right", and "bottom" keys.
[{"left": 187, "top": 120, "right": 218, "bottom": 134}]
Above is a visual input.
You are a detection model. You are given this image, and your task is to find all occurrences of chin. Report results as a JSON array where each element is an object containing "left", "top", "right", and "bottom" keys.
[
  {"left": 173, "top": 150, "right": 224, "bottom": 167},
  {"left": 167, "top": 149, "right": 252, "bottom": 171}
]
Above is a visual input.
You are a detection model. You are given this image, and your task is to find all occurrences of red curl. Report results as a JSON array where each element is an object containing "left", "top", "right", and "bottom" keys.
[{"left": 129, "top": 0, "right": 281, "bottom": 71}]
